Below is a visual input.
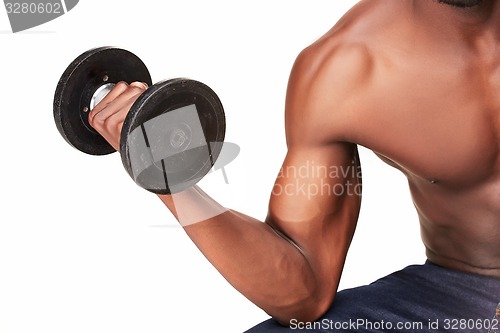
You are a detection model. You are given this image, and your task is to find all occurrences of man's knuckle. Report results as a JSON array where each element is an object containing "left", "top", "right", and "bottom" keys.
[
  {"left": 104, "top": 122, "right": 119, "bottom": 134},
  {"left": 94, "top": 114, "right": 108, "bottom": 125},
  {"left": 115, "top": 81, "right": 129, "bottom": 90},
  {"left": 129, "top": 86, "right": 145, "bottom": 94}
]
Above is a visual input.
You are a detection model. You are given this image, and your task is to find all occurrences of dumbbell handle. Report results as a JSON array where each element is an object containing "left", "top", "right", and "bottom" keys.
[{"left": 89, "top": 83, "right": 115, "bottom": 111}]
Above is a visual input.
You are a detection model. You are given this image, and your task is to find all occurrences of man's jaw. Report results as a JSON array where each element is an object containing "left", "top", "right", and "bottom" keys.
[{"left": 437, "top": 0, "right": 484, "bottom": 8}]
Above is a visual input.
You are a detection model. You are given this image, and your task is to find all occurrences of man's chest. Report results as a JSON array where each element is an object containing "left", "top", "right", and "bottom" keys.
[{"left": 349, "top": 68, "right": 500, "bottom": 187}]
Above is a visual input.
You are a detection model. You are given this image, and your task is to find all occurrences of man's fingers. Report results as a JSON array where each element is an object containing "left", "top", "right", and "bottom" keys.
[
  {"left": 103, "top": 95, "right": 137, "bottom": 130},
  {"left": 86, "top": 81, "right": 149, "bottom": 151},
  {"left": 93, "top": 81, "right": 129, "bottom": 109},
  {"left": 88, "top": 87, "right": 146, "bottom": 151},
  {"left": 88, "top": 84, "right": 145, "bottom": 125},
  {"left": 130, "top": 81, "right": 149, "bottom": 90},
  {"left": 90, "top": 97, "right": 138, "bottom": 151},
  {"left": 88, "top": 81, "right": 128, "bottom": 124},
  {"left": 89, "top": 81, "right": 147, "bottom": 116}
]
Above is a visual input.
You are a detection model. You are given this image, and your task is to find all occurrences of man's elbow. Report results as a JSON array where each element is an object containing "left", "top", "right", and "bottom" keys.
[{"left": 271, "top": 291, "right": 335, "bottom": 327}]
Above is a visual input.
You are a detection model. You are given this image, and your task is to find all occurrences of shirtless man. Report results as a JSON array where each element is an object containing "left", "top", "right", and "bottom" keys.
[{"left": 87, "top": 0, "right": 500, "bottom": 331}]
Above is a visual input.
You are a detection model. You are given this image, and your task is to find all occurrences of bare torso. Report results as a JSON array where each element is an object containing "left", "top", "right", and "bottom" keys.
[{"left": 318, "top": 0, "right": 500, "bottom": 277}]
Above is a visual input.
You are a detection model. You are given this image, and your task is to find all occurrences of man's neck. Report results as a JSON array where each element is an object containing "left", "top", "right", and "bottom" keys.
[
  {"left": 410, "top": 0, "right": 500, "bottom": 59},
  {"left": 412, "top": 0, "right": 500, "bottom": 51}
]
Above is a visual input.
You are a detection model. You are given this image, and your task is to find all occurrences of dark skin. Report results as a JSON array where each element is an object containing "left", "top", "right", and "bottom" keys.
[{"left": 88, "top": 0, "right": 500, "bottom": 325}]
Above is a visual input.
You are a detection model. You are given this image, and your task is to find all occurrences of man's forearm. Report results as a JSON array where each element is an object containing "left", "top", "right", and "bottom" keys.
[{"left": 157, "top": 187, "right": 328, "bottom": 324}]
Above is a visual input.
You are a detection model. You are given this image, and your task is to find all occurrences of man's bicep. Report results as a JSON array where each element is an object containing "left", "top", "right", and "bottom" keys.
[{"left": 267, "top": 143, "right": 361, "bottom": 255}]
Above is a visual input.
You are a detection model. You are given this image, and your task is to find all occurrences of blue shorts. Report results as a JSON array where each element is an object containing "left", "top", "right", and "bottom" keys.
[{"left": 245, "top": 261, "right": 500, "bottom": 333}]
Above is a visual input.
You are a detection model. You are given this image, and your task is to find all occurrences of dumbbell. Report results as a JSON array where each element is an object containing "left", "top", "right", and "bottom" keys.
[{"left": 53, "top": 47, "right": 226, "bottom": 194}]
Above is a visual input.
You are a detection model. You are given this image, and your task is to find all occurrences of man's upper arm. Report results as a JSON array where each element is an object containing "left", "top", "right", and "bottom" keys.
[{"left": 266, "top": 43, "right": 372, "bottom": 309}]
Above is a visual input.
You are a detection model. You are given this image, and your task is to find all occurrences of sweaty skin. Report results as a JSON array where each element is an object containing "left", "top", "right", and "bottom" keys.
[{"left": 88, "top": 0, "right": 500, "bottom": 325}]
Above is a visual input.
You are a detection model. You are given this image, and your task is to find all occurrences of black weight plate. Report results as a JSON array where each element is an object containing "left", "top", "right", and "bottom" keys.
[
  {"left": 54, "top": 47, "right": 153, "bottom": 155},
  {"left": 121, "top": 79, "right": 226, "bottom": 194}
]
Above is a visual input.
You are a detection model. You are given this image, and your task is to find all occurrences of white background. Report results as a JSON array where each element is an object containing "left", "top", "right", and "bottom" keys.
[{"left": 0, "top": 1, "right": 425, "bottom": 332}]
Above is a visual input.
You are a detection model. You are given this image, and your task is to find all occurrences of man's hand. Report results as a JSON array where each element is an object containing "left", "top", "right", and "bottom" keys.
[{"left": 88, "top": 81, "right": 148, "bottom": 151}]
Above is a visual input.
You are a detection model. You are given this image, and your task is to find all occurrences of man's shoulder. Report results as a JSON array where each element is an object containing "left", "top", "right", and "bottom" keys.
[
  {"left": 297, "top": 40, "right": 374, "bottom": 84},
  {"left": 285, "top": 40, "right": 376, "bottom": 144},
  {"left": 285, "top": 0, "right": 413, "bottom": 144},
  {"left": 291, "top": 0, "right": 400, "bottom": 99},
  {"left": 295, "top": 0, "right": 410, "bottom": 77}
]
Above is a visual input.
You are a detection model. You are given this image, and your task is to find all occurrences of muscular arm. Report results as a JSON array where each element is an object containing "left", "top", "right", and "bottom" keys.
[{"left": 89, "top": 44, "right": 367, "bottom": 324}]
